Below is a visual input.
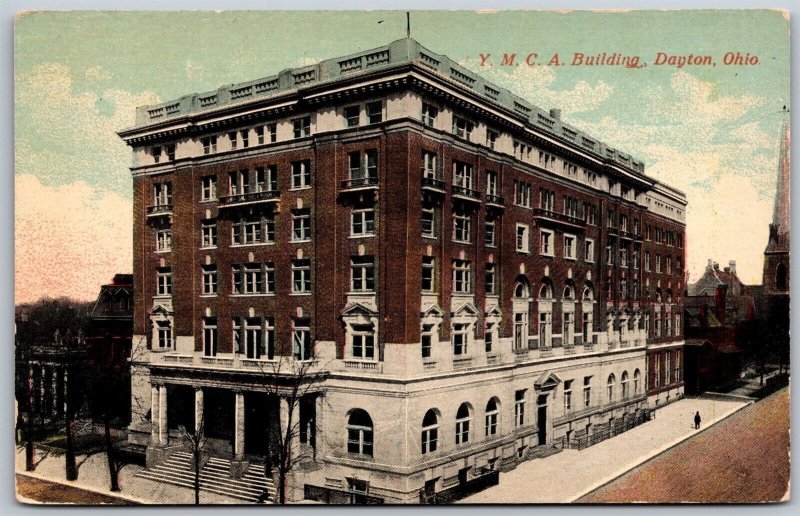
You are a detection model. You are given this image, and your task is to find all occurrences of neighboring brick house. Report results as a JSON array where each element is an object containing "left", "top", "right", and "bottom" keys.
[
  {"left": 118, "top": 38, "right": 687, "bottom": 503},
  {"left": 684, "top": 260, "right": 753, "bottom": 394}
]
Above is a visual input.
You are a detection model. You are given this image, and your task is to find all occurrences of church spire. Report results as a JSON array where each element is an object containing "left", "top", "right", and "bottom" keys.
[{"left": 766, "top": 120, "right": 790, "bottom": 253}]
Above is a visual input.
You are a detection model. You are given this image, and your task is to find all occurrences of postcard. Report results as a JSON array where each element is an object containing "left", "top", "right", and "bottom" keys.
[{"left": 14, "top": 9, "right": 790, "bottom": 505}]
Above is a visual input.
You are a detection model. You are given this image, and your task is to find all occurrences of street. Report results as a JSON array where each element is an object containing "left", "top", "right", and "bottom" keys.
[{"left": 578, "top": 388, "right": 790, "bottom": 503}]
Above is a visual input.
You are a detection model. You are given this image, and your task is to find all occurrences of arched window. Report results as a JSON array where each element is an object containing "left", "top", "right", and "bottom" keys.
[
  {"left": 539, "top": 284, "right": 552, "bottom": 299},
  {"left": 563, "top": 285, "right": 574, "bottom": 300},
  {"left": 421, "top": 409, "right": 438, "bottom": 454},
  {"left": 655, "top": 289, "right": 663, "bottom": 303},
  {"left": 455, "top": 403, "right": 471, "bottom": 445},
  {"left": 582, "top": 286, "right": 594, "bottom": 302},
  {"left": 607, "top": 374, "right": 616, "bottom": 402},
  {"left": 634, "top": 369, "right": 641, "bottom": 395},
  {"left": 776, "top": 263, "right": 788, "bottom": 291},
  {"left": 347, "top": 409, "right": 373, "bottom": 457},
  {"left": 621, "top": 371, "right": 630, "bottom": 398},
  {"left": 514, "top": 281, "right": 529, "bottom": 299},
  {"left": 485, "top": 398, "right": 499, "bottom": 436}
]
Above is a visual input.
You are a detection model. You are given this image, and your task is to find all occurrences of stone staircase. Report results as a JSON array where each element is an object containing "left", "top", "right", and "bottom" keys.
[{"left": 135, "top": 451, "right": 276, "bottom": 503}]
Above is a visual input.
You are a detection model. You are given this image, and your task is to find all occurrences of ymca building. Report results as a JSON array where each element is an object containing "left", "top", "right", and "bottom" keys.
[{"left": 118, "top": 38, "right": 687, "bottom": 503}]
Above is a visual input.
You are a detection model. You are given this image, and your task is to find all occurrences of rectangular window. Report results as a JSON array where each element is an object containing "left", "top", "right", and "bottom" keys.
[
  {"left": 514, "top": 181, "right": 532, "bottom": 207},
  {"left": 452, "top": 323, "right": 468, "bottom": 355},
  {"left": 633, "top": 248, "right": 640, "bottom": 270},
  {"left": 292, "top": 209, "right": 311, "bottom": 242},
  {"left": 201, "top": 176, "right": 217, "bottom": 201},
  {"left": 486, "top": 170, "right": 498, "bottom": 196},
  {"left": 255, "top": 126, "right": 264, "bottom": 145},
  {"left": 202, "top": 136, "right": 217, "bottom": 155},
  {"left": 514, "top": 390, "right": 526, "bottom": 426},
  {"left": 293, "top": 326, "right": 312, "bottom": 361},
  {"left": 292, "top": 259, "right": 311, "bottom": 294},
  {"left": 156, "top": 268, "right": 172, "bottom": 296},
  {"left": 366, "top": 101, "right": 382, "bottom": 124},
  {"left": 293, "top": 116, "right": 311, "bottom": 138},
  {"left": 452, "top": 259, "right": 472, "bottom": 294},
  {"left": 265, "top": 263, "right": 275, "bottom": 294},
  {"left": 243, "top": 318, "right": 264, "bottom": 359},
  {"left": 351, "top": 256, "right": 375, "bottom": 292},
  {"left": 484, "top": 263, "right": 496, "bottom": 296},
  {"left": 452, "top": 115, "right": 473, "bottom": 140},
  {"left": 516, "top": 224, "right": 530, "bottom": 253},
  {"left": 291, "top": 160, "right": 311, "bottom": 189},
  {"left": 514, "top": 312, "right": 526, "bottom": 350},
  {"left": 231, "top": 265, "right": 242, "bottom": 294},
  {"left": 485, "top": 323, "right": 494, "bottom": 353},
  {"left": 484, "top": 219, "right": 496, "bottom": 247},
  {"left": 620, "top": 246, "right": 628, "bottom": 268},
  {"left": 606, "top": 244, "right": 614, "bottom": 266},
  {"left": 240, "top": 129, "right": 249, "bottom": 148},
  {"left": 267, "top": 123, "right": 277, "bottom": 143},
  {"left": 585, "top": 238, "right": 595, "bottom": 263},
  {"left": 166, "top": 144, "right": 176, "bottom": 161},
  {"left": 229, "top": 131, "right": 238, "bottom": 150},
  {"left": 656, "top": 254, "right": 662, "bottom": 273},
  {"left": 156, "top": 321, "right": 172, "bottom": 349},
  {"left": 583, "top": 313, "right": 591, "bottom": 341},
  {"left": 453, "top": 213, "right": 471, "bottom": 243},
  {"left": 351, "top": 209, "right": 375, "bottom": 237},
  {"left": 540, "top": 229, "right": 554, "bottom": 256},
  {"left": 151, "top": 146, "right": 161, "bottom": 163},
  {"left": 583, "top": 377, "right": 592, "bottom": 408},
  {"left": 645, "top": 251, "right": 651, "bottom": 272},
  {"left": 564, "top": 234, "right": 576, "bottom": 260},
  {"left": 243, "top": 264, "right": 264, "bottom": 294},
  {"left": 421, "top": 207, "right": 436, "bottom": 238},
  {"left": 421, "top": 324, "right": 433, "bottom": 359},
  {"left": 486, "top": 129, "right": 498, "bottom": 149},
  {"left": 203, "top": 318, "right": 217, "bottom": 357},
  {"left": 351, "top": 324, "right": 375, "bottom": 360},
  {"left": 539, "top": 188, "right": 555, "bottom": 212},
  {"left": 421, "top": 256, "right": 435, "bottom": 293},
  {"left": 156, "top": 229, "right": 172, "bottom": 252},
  {"left": 348, "top": 149, "right": 378, "bottom": 180},
  {"left": 421, "top": 102, "right": 438, "bottom": 127},
  {"left": 422, "top": 151, "right": 438, "bottom": 178},
  {"left": 344, "top": 105, "right": 360, "bottom": 127},
  {"left": 202, "top": 265, "right": 217, "bottom": 295},
  {"left": 229, "top": 169, "right": 249, "bottom": 196},
  {"left": 563, "top": 380, "right": 573, "bottom": 411},
  {"left": 453, "top": 161, "right": 474, "bottom": 190},
  {"left": 201, "top": 221, "right": 217, "bottom": 248},
  {"left": 153, "top": 182, "right": 172, "bottom": 206},
  {"left": 563, "top": 196, "right": 579, "bottom": 219}
]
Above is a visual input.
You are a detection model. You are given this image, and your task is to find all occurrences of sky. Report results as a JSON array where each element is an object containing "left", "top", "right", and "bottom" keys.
[{"left": 14, "top": 10, "right": 790, "bottom": 303}]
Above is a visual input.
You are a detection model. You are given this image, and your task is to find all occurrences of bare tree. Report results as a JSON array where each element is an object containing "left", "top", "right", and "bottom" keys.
[
  {"left": 251, "top": 357, "right": 327, "bottom": 504},
  {"left": 179, "top": 416, "right": 206, "bottom": 505}
]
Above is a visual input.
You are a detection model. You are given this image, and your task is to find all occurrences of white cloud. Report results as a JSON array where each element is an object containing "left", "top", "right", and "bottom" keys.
[
  {"left": 462, "top": 59, "right": 614, "bottom": 115},
  {"left": 85, "top": 65, "right": 112, "bottom": 82},
  {"left": 15, "top": 63, "right": 159, "bottom": 193},
  {"left": 15, "top": 174, "right": 132, "bottom": 304}
]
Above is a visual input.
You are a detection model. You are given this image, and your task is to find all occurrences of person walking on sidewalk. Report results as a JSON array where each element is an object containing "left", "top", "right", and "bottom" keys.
[{"left": 694, "top": 411, "right": 701, "bottom": 429}]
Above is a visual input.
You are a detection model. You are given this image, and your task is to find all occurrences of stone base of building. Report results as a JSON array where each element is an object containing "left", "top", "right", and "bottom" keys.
[{"left": 648, "top": 385, "right": 685, "bottom": 409}]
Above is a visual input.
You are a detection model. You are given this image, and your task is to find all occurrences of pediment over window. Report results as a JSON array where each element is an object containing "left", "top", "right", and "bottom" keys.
[
  {"left": 150, "top": 303, "right": 173, "bottom": 317},
  {"left": 534, "top": 371, "right": 562, "bottom": 390},
  {"left": 341, "top": 302, "right": 378, "bottom": 321},
  {"left": 421, "top": 303, "right": 445, "bottom": 319},
  {"left": 451, "top": 301, "right": 479, "bottom": 318},
  {"left": 485, "top": 305, "right": 502, "bottom": 318}
]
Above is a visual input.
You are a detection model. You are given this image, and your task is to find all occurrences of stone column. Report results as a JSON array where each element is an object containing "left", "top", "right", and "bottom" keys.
[
  {"left": 151, "top": 384, "right": 160, "bottom": 443},
  {"left": 158, "top": 385, "right": 168, "bottom": 445},
  {"left": 314, "top": 394, "right": 324, "bottom": 460},
  {"left": 280, "top": 396, "right": 300, "bottom": 461},
  {"left": 234, "top": 391, "right": 245, "bottom": 459},
  {"left": 194, "top": 387, "right": 204, "bottom": 436}
]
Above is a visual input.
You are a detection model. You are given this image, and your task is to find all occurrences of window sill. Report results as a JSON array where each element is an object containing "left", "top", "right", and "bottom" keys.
[
  {"left": 349, "top": 234, "right": 376, "bottom": 239},
  {"left": 231, "top": 242, "right": 275, "bottom": 248},
  {"left": 347, "top": 291, "right": 376, "bottom": 296},
  {"left": 422, "top": 234, "right": 438, "bottom": 240},
  {"left": 153, "top": 295, "right": 172, "bottom": 300},
  {"left": 289, "top": 186, "right": 312, "bottom": 192},
  {"left": 291, "top": 292, "right": 313, "bottom": 296},
  {"left": 199, "top": 294, "right": 218, "bottom": 298},
  {"left": 516, "top": 250, "right": 531, "bottom": 255},
  {"left": 540, "top": 253, "right": 555, "bottom": 258},
  {"left": 200, "top": 246, "right": 218, "bottom": 251},
  {"left": 230, "top": 293, "right": 275, "bottom": 298},
  {"left": 155, "top": 250, "right": 172, "bottom": 254},
  {"left": 200, "top": 199, "right": 217, "bottom": 204},
  {"left": 291, "top": 239, "right": 312, "bottom": 244},
  {"left": 452, "top": 239, "right": 472, "bottom": 245},
  {"left": 564, "top": 256, "right": 577, "bottom": 261}
]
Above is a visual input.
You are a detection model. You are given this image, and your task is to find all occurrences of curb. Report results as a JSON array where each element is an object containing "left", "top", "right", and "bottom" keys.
[
  {"left": 15, "top": 470, "right": 149, "bottom": 505},
  {"left": 569, "top": 400, "right": 754, "bottom": 502}
]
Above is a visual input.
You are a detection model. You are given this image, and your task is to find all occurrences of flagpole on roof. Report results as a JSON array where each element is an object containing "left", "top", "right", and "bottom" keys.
[{"left": 407, "top": 12, "right": 411, "bottom": 38}]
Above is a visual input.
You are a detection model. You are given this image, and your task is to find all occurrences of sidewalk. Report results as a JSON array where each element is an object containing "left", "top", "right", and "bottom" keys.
[
  {"left": 15, "top": 447, "right": 242, "bottom": 505},
  {"left": 460, "top": 395, "right": 750, "bottom": 503}
]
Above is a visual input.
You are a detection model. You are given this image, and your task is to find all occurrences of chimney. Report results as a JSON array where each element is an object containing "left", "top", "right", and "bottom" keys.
[
  {"left": 729, "top": 260, "right": 737, "bottom": 276},
  {"left": 549, "top": 108, "right": 561, "bottom": 120},
  {"left": 713, "top": 261, "right": 719, "bottom": 270},
  {"left": 707, "top": 259, "right": 713, "bottom": 269}
]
